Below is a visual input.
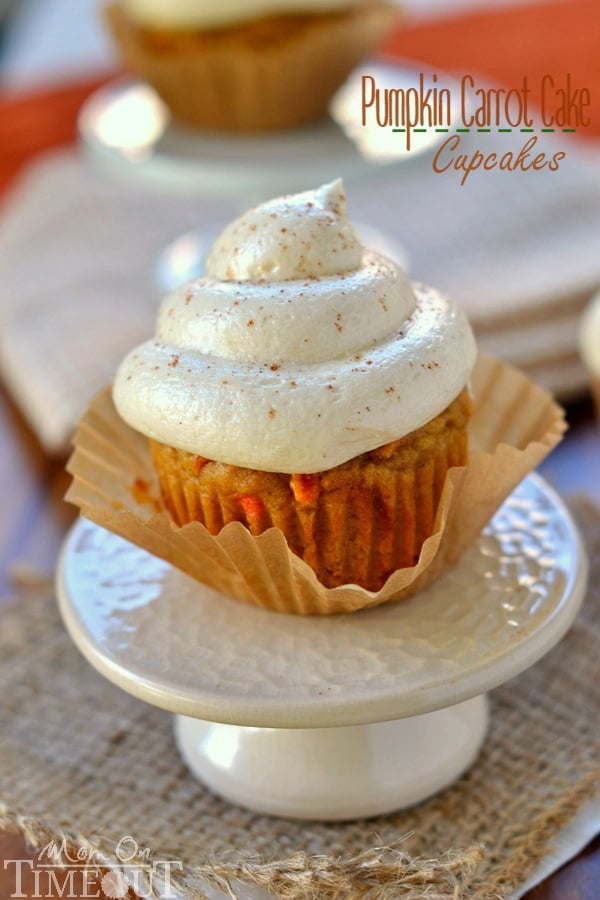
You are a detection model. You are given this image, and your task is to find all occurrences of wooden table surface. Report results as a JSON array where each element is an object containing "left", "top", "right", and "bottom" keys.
[{"left": 0, "top": 378, "right": 598, "bottom": 898}]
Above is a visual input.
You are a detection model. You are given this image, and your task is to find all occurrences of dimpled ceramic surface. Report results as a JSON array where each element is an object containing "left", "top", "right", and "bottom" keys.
[{"left": 57, "top": 474, "right": 586, "bottom": 728}]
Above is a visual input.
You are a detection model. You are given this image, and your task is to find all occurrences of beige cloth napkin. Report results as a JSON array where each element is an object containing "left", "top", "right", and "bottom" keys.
[
  {"left": 0, "top": 150, "right": 236, "bottom": 452},
  {"left": 1, "top": 141, "right": 599, "bottom": 453}
]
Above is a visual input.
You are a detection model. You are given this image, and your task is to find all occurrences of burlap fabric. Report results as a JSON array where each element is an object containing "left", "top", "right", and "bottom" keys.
[{"left": 0, "top": 501, "right": 599, "bottom": 900}]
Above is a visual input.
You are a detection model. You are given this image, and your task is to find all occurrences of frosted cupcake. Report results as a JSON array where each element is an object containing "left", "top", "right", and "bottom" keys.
[
  {"left": 112, "top": 180, "right": 477, "bottom": 590},
  {"left": 103, "top": 0, "right": 398, "bottom": 131}
]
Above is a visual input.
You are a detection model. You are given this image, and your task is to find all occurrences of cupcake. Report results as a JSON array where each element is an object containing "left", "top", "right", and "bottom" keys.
[
  {"left": 579, "top": 291, "right": 600, "bottom": 419},
  {"left": 103, "top": 0, "right": 398, "bottom": 131},
  {"left": 70, "top": 180, "right": 565, "bottom": 613},
  {"left": 112, "top": 180, "right": 477, "bottom": 591}
]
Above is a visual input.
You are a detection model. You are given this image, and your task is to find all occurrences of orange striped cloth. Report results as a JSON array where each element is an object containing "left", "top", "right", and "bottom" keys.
[{"left": 0, "top": 70, "right": 116, "bottom": 196}]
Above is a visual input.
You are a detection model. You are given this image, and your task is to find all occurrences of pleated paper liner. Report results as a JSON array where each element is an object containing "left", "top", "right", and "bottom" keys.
[
  {"left": 66, "top": 354, "right": 566, "bottom": 615},
  {"left": 147, "top": 390, "right": 471, "bottom": 591},
  {"left": 103, "top": 2, "right": 397, "bottom": 132}
]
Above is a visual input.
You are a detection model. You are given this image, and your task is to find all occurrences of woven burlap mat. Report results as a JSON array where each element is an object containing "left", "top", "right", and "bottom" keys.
[{"left": 1, "top": 500, "right": 599, "bottom": 900}]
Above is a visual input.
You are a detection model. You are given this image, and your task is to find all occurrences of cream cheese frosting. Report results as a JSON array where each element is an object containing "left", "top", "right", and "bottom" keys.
[
  {"left": 113, "top": 180, "right": 477, "bottom": 474},
  {"left": 123, "top": 0, "right": 357, "bottom": 31}
]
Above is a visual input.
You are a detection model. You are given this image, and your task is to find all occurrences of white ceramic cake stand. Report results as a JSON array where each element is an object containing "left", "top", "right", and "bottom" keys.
[
  {"left": 56, "top": 474, "right": 587, "bottom": 821},
  {"left": 77, "top": 62, "right": 441, "bottom": 289},
  {"left": 78, "top": 63, "right": 444, "bottom": 199}
]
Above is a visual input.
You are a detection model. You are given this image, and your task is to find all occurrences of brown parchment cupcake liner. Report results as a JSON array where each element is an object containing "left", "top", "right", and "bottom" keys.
[
  {"left": 66, "top": 354, "right": 566, "bottom": 615},
  {"left": 147, "top": 390, "right": 471, "bottom": 591},
  {"left": 103, "top": 1, "right": 397, "bottom": 131}
]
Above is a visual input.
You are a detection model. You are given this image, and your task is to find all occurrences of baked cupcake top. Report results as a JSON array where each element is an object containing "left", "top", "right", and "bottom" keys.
[
  {"left": 113, "top": 180, "right": 476, "bottom": 474},
  {"left": 123, "top": 0, "right": 358, "bottom": 30}
]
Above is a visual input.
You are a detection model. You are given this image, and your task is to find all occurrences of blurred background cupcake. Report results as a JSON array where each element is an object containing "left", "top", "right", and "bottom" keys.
[{"left": 103, "top": 0, "right": 399, "bottom": 131}]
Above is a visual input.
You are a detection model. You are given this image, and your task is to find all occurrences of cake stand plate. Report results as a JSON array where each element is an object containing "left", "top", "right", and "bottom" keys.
[
  {"left": 153, "top": 219, "right": 410, "bottom": 293},
  {"left": 78, "top": 64, "right": 445, "bottom": 199},
  {"left": 56, "top": 474, "right": 587, "bottom": 820},
  {"left": 79, "top": 64, "right": 430, "bottom": 289}
]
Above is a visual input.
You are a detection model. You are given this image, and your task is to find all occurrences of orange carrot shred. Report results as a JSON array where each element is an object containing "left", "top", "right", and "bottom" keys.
[{"left": 290, "top": 474, "right": 320, "bottom": 505}]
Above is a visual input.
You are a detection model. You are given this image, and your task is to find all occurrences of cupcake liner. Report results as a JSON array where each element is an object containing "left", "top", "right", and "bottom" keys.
[
  {"left": 103, "top": 2, "right": 397, "bottom": 131},
  {"left": 66, "top": 354, "right": 566, "bottom": 615},
  {"left": 148, "top": 393, "right": 470, "bottom": 591}
]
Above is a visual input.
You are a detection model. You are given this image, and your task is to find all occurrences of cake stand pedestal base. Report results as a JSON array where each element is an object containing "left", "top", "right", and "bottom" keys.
[{"left": 174, "top": 695, "right": 489, "bottom": 820}]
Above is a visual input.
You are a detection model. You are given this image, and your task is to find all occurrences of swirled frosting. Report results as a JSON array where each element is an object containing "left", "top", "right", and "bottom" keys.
[
  {"left": 123, "top": 0, "right": 357, "bottom": 31},
  {"left": 113, "top": 180, "right": 477, "bottom": 474}
]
